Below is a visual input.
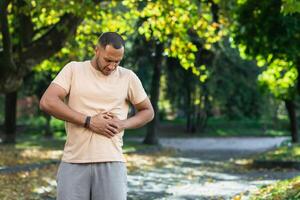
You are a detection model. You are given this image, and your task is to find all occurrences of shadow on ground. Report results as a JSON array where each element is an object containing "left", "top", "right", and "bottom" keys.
[{"left": 126, "top": 137, "right": 299, "bottom": 200}]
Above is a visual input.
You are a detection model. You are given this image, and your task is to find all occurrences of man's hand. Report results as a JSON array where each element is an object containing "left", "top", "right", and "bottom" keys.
[
  {"left": 89, "top": 112, "right": 119, "bottom": 138},
  {"left": 106, "top": 113, "right": 126, "bottom": 133}
]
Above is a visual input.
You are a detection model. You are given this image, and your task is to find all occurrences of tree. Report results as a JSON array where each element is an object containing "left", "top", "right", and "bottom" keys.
[
  {"left": 208, "top": 38, "right": 264, "bottom": 119},
  {"left": 120, "top": 0, "right": 226, "bottom": 144},
  {"left": 231, "top": 0, "right": 300, "bottom": 142},
  {"left": 166, "top": 58, "right": 210, "bottom": 133},
  {"left": 0, "top": 0, "right": 109, "bottom": 143}
]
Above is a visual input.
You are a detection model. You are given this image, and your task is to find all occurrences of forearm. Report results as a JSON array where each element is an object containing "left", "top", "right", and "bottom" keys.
[
  {"left": 40, "top": 96, "right": 86, "bottom": 126},
  {"left": 123, "top": 109, "right": 154, "bottom": 129}
]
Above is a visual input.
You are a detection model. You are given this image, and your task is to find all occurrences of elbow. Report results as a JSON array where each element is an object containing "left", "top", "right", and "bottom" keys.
[
  {"left": 39, "top": 95, "right": 50, "bottom": 113},
  {"left": 149, "top": 108, "right": 155, "bottom": 122}
]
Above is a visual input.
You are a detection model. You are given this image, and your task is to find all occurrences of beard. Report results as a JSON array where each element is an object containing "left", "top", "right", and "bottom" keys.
[
  {"left": 95, "top": 56, "right": 112, "bottom": 76},
  {"left": 95, "top": 56, "right": 102, "bottom": 72},
  {"left": 94, "top": 56, "right": 117, "bottom": 76}
]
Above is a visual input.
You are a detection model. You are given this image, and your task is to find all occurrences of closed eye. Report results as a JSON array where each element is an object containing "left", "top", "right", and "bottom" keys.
[{"left": 104, "top": 58, "right": 120, "bottom": 63}]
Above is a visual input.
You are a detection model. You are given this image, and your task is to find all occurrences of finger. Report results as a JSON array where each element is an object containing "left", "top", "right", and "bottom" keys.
[
  {"left": 108, "top": 122, "right": 119, "bottom": 129},
  {"left": 106, "top": 125, "right": 118, "bottom": 134},
  {"left": 103, "top": 112, "right": 114, "bottom": 119},
  {"left": 105, "top": 128, "right": 116, "bottom": 137},
  {"left": 103, "top": 115, "right": 111, "bottom": 119},
  {"left": 102, "top": 129, "right": 114, "bottom": 137},
  {"left": 107, "top": 113, "right": 115, "bottom": 119}
]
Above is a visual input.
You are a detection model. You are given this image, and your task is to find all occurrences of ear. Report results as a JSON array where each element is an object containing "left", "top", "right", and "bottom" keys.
[
  {"left": 95, "top": 46, "right": 102, "bottom": 57},
  {"left": 94, "top": 45, "right": 98, "bottom": 53}
]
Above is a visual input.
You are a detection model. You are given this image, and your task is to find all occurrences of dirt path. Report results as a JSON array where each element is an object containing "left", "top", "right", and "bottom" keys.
[{"left": 127, "top": 137, "right": 299, "bottom": 200}]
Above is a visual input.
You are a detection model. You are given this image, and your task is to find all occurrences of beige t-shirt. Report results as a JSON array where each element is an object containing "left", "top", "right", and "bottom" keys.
[{"left": 52, "top": 60, "right": 147, "bottom": 163}]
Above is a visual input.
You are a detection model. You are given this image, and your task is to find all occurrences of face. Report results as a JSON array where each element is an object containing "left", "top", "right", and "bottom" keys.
[{"left": 95, "top": 44, "right": 124, "bottom": 76}]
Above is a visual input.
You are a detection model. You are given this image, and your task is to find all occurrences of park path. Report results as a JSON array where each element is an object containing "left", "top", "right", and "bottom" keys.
[
  {"left": 127, "top": 137, "right": 299, "bottom": 200},
  {"left": 1, "top": 137, "right": 297, "bottom": 200}
]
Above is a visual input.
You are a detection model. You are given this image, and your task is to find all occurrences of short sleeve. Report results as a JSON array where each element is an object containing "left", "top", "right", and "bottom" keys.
[
  {"left": 127, "top": 71, "right": 147, "bottom": 105},
  {"left": 51, "top": 62, "right": 74, "bottom": 94}
]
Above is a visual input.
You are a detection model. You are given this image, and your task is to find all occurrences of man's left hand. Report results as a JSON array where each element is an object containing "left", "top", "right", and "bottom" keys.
[{"left": 104, "top": 112, "right": 127, "bottom": 133}]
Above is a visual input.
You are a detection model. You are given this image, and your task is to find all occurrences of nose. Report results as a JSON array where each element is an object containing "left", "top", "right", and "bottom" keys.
[{"left": 108, "top": 62, "right": 117, "bottom": 70}]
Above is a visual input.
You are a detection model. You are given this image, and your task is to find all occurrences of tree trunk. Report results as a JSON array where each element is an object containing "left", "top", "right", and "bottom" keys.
[
  {"left": 143, "top": 43, "right": 163, "bottom": 145},
  {"left": 3, "top": 91, "right": 17, "bottom": 143},
  {"left": 185, "top": 78, "right": 192, "bottom": 133},
  {"left": 284, "top": 99, "right": 298, "bottom": 143},
  {"left": 197, "top": 85, "right": 209, "bottom": 132},
  {"left": 184, "top": 69, "right": 197, "bottom": 133}
]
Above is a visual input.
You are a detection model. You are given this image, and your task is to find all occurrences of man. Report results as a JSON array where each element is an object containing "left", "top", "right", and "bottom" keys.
[{"left": 40, "top": 32, "right": 154, "bottom": 200}]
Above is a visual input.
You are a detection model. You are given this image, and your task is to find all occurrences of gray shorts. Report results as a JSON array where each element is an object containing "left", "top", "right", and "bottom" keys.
[{"left": 56, "top": 161, "right": 127, "bottom": 200}]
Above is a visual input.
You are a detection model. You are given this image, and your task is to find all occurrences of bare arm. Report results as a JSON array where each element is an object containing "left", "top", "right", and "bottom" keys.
[
  {"left": 124, "top": 98, "right": 154, "bottom": 129},
  {"left": 39, "top": 83, "right": 86, "bottom": 126},
  {"left": 108, "top": 97, "right": 154, "bottom": 131},
  {"left": 40, "top": 83, "right": 119, "bottom": 138}
]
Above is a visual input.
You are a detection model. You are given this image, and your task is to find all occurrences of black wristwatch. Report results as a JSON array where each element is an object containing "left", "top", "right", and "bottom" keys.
[{"left": 84, "top": 116, "right": 91, "bottom": 128}]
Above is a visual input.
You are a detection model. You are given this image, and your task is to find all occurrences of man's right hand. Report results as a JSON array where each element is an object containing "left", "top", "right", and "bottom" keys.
[{"left": 88, "top": 112, "right": 119, "bottom": 138}]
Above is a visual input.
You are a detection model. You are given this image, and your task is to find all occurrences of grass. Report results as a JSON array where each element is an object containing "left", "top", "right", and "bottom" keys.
[
  {"left": 233, "top": 141, "right": 300, "bottom": 169},
  {"left": 198, "top": 117, "right": 289, "bottom": 137},
  {"left": 125, "top": 117, "right": 290, "bottom": 138},
  {"left": 254, "top": 143, "right": 300, "bottom": 162},
  {"left": 248, "top": 176, "right": 300, "bottom": 200},
  {"left": 234, "top": 141, "right": 300, "bottom": 200},
  {"left": 124, "top": 127, "right": 147, "bottom": 138}
]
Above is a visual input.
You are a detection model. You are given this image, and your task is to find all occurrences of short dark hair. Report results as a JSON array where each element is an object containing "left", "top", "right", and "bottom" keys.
[{"left": 97, "top": 32, "right": 125, "bottom": 49}]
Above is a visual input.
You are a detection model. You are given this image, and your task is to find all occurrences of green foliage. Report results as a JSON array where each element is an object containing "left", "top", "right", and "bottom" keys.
[
  {"left": 32, "top": 1, "right": 137, "bottom": 72},
  {"left": 208, "top": 39, "right": 265, "bottom": 119},
  {"left": 123, "top": 0, "right": 226, "bottom": 80},
  {"left": 125, "top": 117, "right": 289, "bottom": 138},
  {"left": 256, "top": 143, "right": 300, "bottom": 162},
  {"left": 165, "top": 58, "right": 201, "bottom": 115},
  {"left": 204, "top": 117, "right": 288, "bottom": 137},
  {"left": 282, "top": 0, "right": 300, "bottom": 14},
  {"left": 233, "top": 0, "right": 300, "bottom": 61},
  {"left": 8, "top": 0, "right": 95, "bottom": 47},
  {"left": 121, "top": 33, "right": 156, "bottom": 93},
  {"left": 23, "top": 60, "right": 61, "bottom": 102},
  {"left": 31, "top": 0, "right": 228, "bottom": 88},
  {"left": 249, "top": 176, "right": 300, "bottom": 200},
  {"left": 232, "top": 0, "right": 300, "bottom": 100},
  {"left": 258, "top": 59, "right": 297, "bottom": 99}
]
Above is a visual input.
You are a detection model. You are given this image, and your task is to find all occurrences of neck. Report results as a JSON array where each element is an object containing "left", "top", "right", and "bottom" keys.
[{"left": 91, "top": 57, "right": 100, "bottom": 71}]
